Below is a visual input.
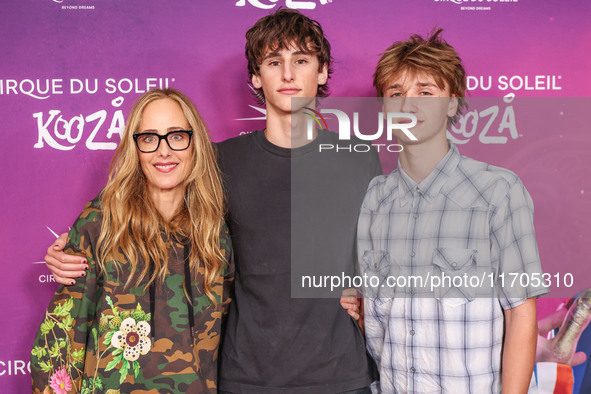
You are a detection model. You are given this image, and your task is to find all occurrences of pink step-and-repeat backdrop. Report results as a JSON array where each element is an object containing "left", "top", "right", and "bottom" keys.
[{"left": 1, "top": 0, "right": 589, "bottom": 390}]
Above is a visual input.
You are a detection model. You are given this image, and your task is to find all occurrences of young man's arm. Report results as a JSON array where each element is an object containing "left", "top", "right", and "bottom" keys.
[
  {"left": 45, "top": 232, "right": 88, "bottom": 285},
  {"left": 491, "top": 176, "right": 548, "bottom": 392},
  {"left": 502, "top": 297, "right": 538, "bottom": 393}
]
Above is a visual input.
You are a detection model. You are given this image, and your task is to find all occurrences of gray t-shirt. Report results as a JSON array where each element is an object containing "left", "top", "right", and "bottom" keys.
[{"left": 217, "top": 129, "right": 381, "bottom": 393}]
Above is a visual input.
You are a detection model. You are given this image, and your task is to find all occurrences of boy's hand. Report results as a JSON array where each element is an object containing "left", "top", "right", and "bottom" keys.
[
  {"left": 45, "top": 232, "right": 88, "bottom": 285},
  {"left": 340, "top": 288, "right": 361, "bottom": 321}
]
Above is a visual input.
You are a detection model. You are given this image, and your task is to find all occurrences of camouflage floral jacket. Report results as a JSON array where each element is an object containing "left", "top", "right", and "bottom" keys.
[{"left": 31, "top": 198, "right": 233, "bottom": 394}]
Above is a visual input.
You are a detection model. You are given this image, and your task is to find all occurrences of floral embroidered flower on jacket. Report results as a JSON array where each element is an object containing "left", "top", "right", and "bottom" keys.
[
  {"left": 111, "top": 318, "right": 151, "bottom": 361},
  {"left": 49, "top": 367, "right": 72, "bottom": 394}
]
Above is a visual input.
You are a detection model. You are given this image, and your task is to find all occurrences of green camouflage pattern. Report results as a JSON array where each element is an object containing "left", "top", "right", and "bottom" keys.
[{"left": 31, "top": 198, "right": 233, "bottom": 393}]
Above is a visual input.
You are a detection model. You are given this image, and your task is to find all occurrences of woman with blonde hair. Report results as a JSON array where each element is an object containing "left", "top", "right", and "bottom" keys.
[{"left": 31, "top": 88, "right": 232, "bottom": 393}]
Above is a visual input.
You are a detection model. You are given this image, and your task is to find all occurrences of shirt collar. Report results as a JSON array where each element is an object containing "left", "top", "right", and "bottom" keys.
[{"left": 397, "top": 141, "right": 461, "bottom": 206}]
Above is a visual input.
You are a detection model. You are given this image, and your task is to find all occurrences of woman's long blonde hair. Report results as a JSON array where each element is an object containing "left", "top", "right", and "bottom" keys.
[{"left": 97, "top": 88, "right": 226, "bottom": 303}]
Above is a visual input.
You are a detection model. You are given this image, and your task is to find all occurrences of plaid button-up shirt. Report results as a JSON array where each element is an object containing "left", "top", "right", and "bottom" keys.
[{"left": 358, "top": 143, "right": 547, "bottom": 393}]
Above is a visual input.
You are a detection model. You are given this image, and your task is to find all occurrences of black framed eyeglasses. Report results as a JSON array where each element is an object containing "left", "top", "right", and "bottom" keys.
[{"left": 133, "top": 130, "right": 193, "bottom": 153}]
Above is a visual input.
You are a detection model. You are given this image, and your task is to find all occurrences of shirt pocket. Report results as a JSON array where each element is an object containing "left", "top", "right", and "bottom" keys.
[
  {"left": 359, "top": 250, "right": 396, "bottom": 298},
  {"left": 432, "top": 247, "right": 478, "bottom": 307}
]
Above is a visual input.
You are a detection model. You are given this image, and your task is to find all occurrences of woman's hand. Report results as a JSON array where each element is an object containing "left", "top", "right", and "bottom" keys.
[{"left": 45, "top": 232, "right": 88, "bottom": 285}]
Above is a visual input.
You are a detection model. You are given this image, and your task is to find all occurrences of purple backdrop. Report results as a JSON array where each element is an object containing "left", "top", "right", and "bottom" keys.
[{"left": 1, "top": 0, "right": 590, "bottom": 390}]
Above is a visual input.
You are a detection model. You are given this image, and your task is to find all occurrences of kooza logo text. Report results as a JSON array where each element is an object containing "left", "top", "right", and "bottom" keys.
[
  {"left": 236, "top": 0, "right": 332, "bottom": 10},
  {"left": 434, "top": 0, "right": 518, "bottom": 4}
]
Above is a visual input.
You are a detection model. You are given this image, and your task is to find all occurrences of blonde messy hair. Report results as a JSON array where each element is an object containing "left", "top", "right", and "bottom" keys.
[
  {"left": 374, "top": 29, "right": 467, "bottom": 125},
  {"left": 97, "top": 88, "right": 226, "bottom": 303}
]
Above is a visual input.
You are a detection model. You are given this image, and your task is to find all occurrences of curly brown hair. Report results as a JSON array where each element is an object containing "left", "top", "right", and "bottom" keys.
[{"left": 245, "top": 8, "right": 333, "bottom": 101}]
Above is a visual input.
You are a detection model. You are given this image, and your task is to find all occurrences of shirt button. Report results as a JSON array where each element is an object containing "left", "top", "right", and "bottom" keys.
[
  {"left": 409, "top": 290, "right": 415, "bottom": 296},
  {"left": 410, "top": 367, "right": 416, "bottom": 373},
  {"left": 410, "top": 252, "right": 415, "bottom": 257},
  {"left": 413, "top": 213, "right": 419, "bottom": 219},
  {"left": 452, "top": 262, "right": 457, "bottom": 268},
  {"left": 409, "top": 330, "right": 415, "bottom": 335}
]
